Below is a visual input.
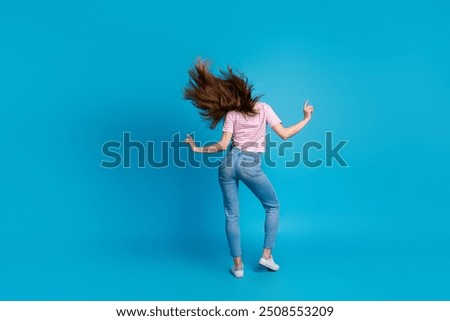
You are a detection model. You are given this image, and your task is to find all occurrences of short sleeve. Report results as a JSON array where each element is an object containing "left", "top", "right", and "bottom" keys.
[
  {"left": 264, "top": 103, "right": 282, "bottom": 127},
  {"left": 222, "top": 111, "right": 235, "bottom": 133}
]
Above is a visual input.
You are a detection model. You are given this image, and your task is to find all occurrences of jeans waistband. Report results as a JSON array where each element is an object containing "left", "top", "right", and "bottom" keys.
[{"left": 230, "top": 145, "right": 263, "bottom": 156}]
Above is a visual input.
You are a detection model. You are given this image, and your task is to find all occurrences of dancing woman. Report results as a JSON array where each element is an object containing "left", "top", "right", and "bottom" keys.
[{"left": 183, "top": 58, "right": 314, "bottom": 278}]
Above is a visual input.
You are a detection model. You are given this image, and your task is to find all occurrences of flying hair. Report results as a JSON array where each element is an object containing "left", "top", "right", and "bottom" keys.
[{"left": 183, "top": 57, "right": 262, "bottom": 129}]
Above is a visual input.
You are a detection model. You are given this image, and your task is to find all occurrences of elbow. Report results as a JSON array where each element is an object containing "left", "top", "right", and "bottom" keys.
[
  {"left": 280, "top": 132, "right": 290, "bottom": 140},
  {"left": 278, "top": 128, "right": 290, "bottom": 140},
  {"left": 218, "top": 142, "right": 228, "bottom": 151}
]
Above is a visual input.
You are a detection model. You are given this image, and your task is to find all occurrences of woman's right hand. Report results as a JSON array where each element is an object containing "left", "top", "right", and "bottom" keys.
[
  {"left": 303, "top": 100, "right": 314, "bottom": 120},
  {"left": 184, "top": 134, "right": 197, "bottom": 152}
]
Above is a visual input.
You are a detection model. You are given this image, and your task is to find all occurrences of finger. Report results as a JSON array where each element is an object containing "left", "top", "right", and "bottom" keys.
[{"left": 304, "top": 99, "right": 309, "bottom": 108}]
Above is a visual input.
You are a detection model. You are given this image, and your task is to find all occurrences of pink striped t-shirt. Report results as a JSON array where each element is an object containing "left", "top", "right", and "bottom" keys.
[{"left": 222, "top": 102, "right": 282, "bottom": 152}]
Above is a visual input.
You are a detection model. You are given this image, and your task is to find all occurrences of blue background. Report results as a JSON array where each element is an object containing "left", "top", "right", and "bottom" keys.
[{"left": 1, "top": 0, "right": 449, "bottom": 300}]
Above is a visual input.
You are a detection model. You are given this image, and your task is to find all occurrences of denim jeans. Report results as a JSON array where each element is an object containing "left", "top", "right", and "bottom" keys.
[{"left": 218, "top": 146, "right": 280, "bottom": 258}]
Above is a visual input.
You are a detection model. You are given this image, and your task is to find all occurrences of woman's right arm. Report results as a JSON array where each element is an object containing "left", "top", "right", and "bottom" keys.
[
  {"left": 271, "top": 100, "right": 314, "bottom": 140},
  {"left": 184, "top": 131, "right": 232, "bottom": 153}
]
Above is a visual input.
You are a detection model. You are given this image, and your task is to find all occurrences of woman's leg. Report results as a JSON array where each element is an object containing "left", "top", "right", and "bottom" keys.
[
  {"left": 243, "top": 173, "right": 280, "bottom": 253},
  {"left": 218, "top": 154, "right": 242, "bottom": 266},
  {"left": 238, "top": 155, "right": 280, "bottom": 257},
  {"left": 220, "top": 178, "right": 241, "bottom": 260}
]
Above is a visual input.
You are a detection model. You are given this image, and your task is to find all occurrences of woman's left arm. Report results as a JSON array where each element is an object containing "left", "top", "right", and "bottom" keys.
[{"left": 184, "top": 131, "right": 232, "bottom": 153}]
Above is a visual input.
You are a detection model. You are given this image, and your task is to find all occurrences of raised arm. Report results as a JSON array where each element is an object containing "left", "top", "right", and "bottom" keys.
[
  {"left": 271, "top": 100, "right": 314, "bottom": 140},
  {"left": 184, "top": 131, "right": 233, "bottom": 153}
]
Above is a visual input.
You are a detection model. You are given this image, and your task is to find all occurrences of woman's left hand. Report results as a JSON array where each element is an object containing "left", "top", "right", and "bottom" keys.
[
  {"left": 303, "top": 100, "right": 314, "bottom": 120},
  {"left": 184, "top": 134, "right": 197, "bottom": 152}
]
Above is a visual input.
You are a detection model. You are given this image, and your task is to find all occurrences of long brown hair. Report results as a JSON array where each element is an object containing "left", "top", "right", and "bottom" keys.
[{"left": 183, "top": 58, "right": 262, "bottom": 129}]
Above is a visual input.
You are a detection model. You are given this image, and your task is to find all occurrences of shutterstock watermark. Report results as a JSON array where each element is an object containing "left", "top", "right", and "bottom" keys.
[{"left": 100, "top": 131, "right": 349, "bottom": 169}]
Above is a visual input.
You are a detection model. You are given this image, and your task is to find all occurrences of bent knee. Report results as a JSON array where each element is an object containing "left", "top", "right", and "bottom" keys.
[{"left": 264, "top": 199, "right": 280, "bottom": 211}]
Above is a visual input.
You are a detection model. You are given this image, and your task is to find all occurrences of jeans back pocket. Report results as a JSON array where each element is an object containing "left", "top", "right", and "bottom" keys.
[{"left": 240, "top": 154, "right": 262, "bottom": 177}]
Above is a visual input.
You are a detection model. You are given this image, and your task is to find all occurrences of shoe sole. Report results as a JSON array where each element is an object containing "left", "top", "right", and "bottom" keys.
[
  {"left": 231, "top": 270, "right": 244, "bottom": 278},
  {"left": 258, "top": 261, "right": 279, "bottom": 271}
]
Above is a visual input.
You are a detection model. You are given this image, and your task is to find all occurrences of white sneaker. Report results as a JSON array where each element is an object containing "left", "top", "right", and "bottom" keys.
[
  {"left": 259, "top": 256, "right": 280, "bottom": 271},
  {"left": 231, "top": 264, "right": 244, "bottom": 278}
]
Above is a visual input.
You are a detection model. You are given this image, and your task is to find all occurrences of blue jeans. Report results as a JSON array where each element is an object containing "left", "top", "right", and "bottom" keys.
[{"left": 218, "top": 146, "right": 280, "bottom": 258}]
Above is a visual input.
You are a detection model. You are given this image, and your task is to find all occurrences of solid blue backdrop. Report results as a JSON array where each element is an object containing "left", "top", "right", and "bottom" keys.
[{"left": 1, "top": 0, "right": 449, "bottom": 300}]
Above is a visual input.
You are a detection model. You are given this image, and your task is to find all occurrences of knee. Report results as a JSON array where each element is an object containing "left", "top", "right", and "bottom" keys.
[
  {"left": 225, "top": 209, "right": 240, "bottom": 222},
  {"left": 273, "top": 200, "right": 280, "bottom": 211},
  {"left": 265, "top": 199, "right": 280, "bottom": 212},
  {"left": 275, "top": 200, "right": 280, "bottom": 210},
  {"left": 225, "top": 215, "right": 239, "bottom": 225}
]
